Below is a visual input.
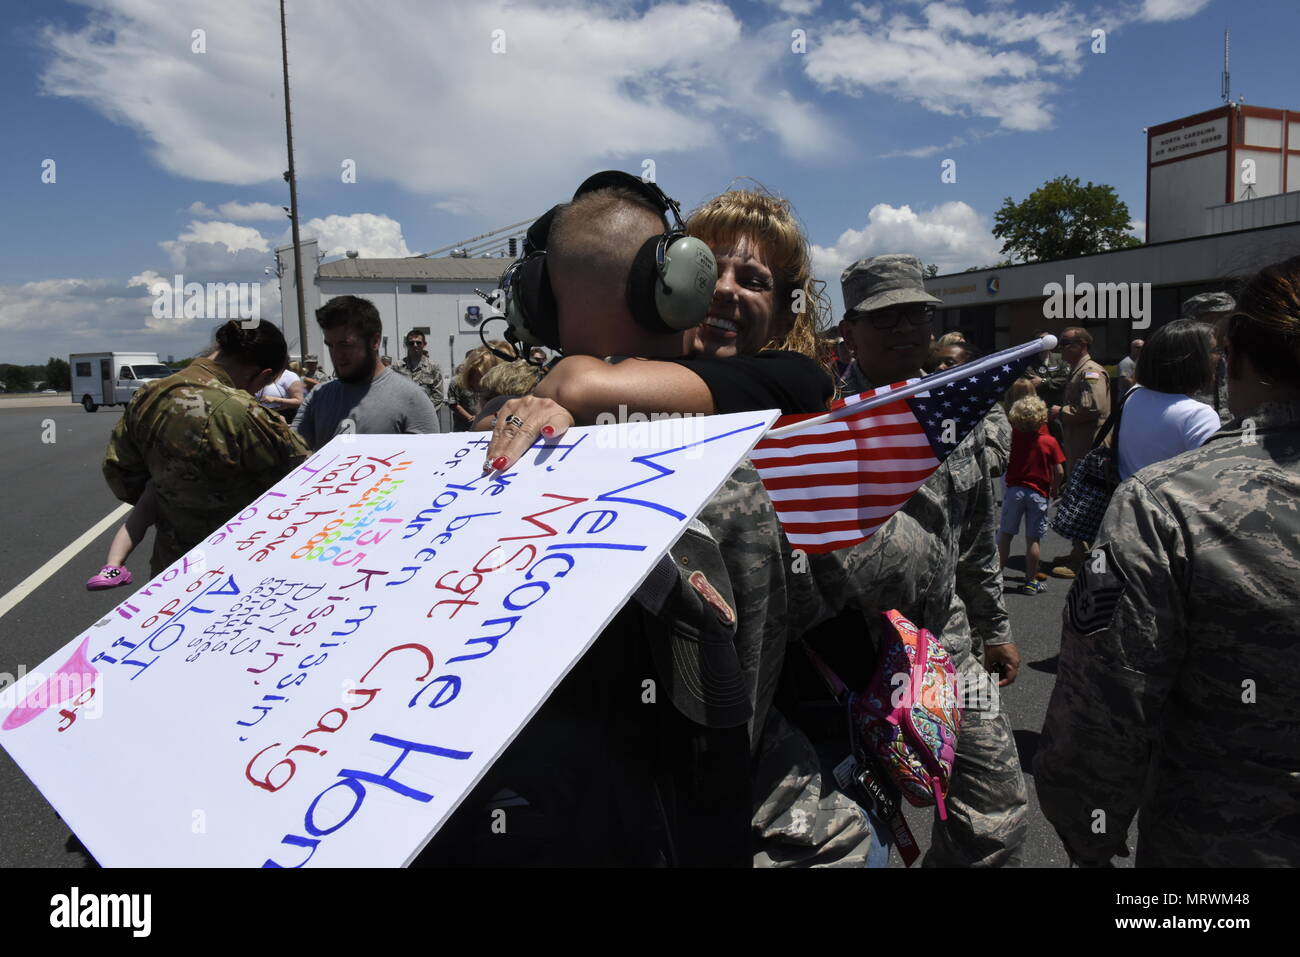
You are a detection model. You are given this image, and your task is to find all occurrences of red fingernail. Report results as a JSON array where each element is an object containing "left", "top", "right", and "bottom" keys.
[
  {"left": 541, "top": 426, "right": 555, "bottom": 438},
  {"left": 491, "top": 456, "right": 508, "bottom": 471}
]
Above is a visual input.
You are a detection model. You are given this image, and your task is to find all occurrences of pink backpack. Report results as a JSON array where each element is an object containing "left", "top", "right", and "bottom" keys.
[
  {"left": 804, "top": 609, "right": 963, "bottom": 866},
  {"left": 852, "top": 610, "right": 962, "bottom": 818}
]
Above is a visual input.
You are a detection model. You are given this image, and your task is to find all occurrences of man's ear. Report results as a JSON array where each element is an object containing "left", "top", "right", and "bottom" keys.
[{"left": 837, "top": 318, "right": 854, "bottom": 345}]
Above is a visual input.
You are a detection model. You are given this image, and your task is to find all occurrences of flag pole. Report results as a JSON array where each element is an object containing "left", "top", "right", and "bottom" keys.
[{"left": 766, "top": 335, "right": 1057, "bottom": 439}]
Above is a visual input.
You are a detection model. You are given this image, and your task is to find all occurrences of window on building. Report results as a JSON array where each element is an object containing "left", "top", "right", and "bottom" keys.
[{"left": 410, "top": 284, "right": 428, "bottom": 293}]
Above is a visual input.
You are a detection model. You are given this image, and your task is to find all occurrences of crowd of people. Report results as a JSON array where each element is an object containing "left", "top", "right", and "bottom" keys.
[{"left": 88, "top": 170, "right": 1299, "bottom": 868}]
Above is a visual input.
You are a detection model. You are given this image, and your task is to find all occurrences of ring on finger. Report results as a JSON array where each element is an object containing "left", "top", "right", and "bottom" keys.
[{"left": 504, "top": 414, "right": 525, "bottom": 429}]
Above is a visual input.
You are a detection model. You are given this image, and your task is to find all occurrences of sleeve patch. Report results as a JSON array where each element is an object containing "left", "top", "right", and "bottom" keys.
[{"left": 1065, "top": 544, "right": 1128, "bottom": 634}]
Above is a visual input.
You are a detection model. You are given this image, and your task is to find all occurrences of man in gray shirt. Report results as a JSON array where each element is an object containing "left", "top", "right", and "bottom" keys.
[{"left": 293, "top": 295, "right": 440, "bottom": 450}]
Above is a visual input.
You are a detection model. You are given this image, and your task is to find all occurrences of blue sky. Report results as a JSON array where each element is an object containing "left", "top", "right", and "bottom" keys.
[{"left": 2, "top": 0, "right": 1297, "bottom": 363}]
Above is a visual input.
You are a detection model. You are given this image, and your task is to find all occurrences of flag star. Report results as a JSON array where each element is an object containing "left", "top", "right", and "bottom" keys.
[
  {"left": 1002, "top": 364, "right": 1012, "bottom": 372},
  {"left": 970, "top": 376, "right": 979, "bottom": 383}
]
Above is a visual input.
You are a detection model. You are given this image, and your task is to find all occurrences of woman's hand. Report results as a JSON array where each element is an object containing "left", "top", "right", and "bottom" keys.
[{"left": 483, "top": 396, "right": 576, "bottom": 473}]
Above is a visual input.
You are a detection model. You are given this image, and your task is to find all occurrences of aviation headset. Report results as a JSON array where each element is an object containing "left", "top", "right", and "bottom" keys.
[{"left": 489, "top": 171, "right": 718, "bottom": 356}]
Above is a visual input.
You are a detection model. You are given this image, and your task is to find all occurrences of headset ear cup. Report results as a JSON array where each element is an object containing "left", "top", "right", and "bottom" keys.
[
  {"left": 626, "top": 235, "right": 670, "bottom": 333},
  {"left": 511, "top": 254, "right": 561, "bottom": 350},
  {"left": 655, "top": 236, "right": 718, "bottom": 331}
]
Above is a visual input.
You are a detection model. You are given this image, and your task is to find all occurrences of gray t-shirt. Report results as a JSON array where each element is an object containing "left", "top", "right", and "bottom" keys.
[{"left": 293, "top": 368, "right": 440, "bottom": 450}]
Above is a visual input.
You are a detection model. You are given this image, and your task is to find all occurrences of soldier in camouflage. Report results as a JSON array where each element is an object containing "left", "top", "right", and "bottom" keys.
[
  {"left": 1182, "top": 292, "right": 1235, "bottom": 425},
  {"left": 392, "top": 331, "right": 446, "bottom": 412},
  {"left": 1036, "top": 256, "right": 1300, "bottom": 867},
  {"left": 1026, "top": 336, "right": 1070, "bottom": 409},
  {"left": 834, "top": 254, "right": 1029, "bottom": 867},
  {"left": 103, "top": 321, "right": 311, "bottom": 577}
]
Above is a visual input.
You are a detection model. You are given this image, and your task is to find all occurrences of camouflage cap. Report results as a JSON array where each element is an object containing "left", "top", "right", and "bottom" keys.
[
  {"left": 640, "top": 522, "right": 751, "bottom": 729},
  {"left": 1181, "top": 292, "right": 1236, "bottom": 320},
  {"left": 841, "top": 254, "right": 942, "bottom": 316},
  {"left": 303, "top": 354, "right": 319, "bottom": 363}
]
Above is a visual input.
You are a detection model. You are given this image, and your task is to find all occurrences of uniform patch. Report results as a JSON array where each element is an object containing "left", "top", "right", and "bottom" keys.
[
  {"left": 1084, "top": 371, "right": 1101, "bottom": 379},
  {"left": 1065, "top": 544, "right": 1127, "bottom": 634},
  {"left": 689, "top": 570, "right": 735, "bottom": 625}
]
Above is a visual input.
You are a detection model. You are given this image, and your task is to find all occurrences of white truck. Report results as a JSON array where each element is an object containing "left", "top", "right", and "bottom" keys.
[{"left": 70, "top": 352, "right": 173, "bottom": 412}]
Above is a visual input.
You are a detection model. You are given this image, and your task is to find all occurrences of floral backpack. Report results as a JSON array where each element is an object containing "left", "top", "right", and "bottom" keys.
[
  {"left": 804, "top": 609, "right": 963, "bottom": 866},
  {"left": 852, "top": 609, "right": 962, "bottom": 817}
]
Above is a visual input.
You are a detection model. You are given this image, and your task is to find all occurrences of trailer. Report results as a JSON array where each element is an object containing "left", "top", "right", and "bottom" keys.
[{"left": 70, "top": 352, "right": 171, "bottom": 412}]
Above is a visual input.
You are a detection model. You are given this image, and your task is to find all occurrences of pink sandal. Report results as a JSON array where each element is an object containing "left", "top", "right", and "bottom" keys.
[{"left": 86, "top": 565, "right": 133, "bottom": 590}]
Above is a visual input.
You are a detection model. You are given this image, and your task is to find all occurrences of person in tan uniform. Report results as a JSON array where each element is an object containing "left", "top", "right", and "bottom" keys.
[{"left": 1048, "top": 326, "right": 1110, "bottom": 578}]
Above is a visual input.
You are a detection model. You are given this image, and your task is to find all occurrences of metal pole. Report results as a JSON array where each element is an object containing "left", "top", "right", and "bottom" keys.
[{"left": 280, "top": 0, "right": 309, "bottom": 362}]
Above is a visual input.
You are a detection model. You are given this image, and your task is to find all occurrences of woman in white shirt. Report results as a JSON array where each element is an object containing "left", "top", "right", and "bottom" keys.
[
  {"left": 1117, "top": 318, "right": 1223, "bottom": 480},
  {"left": 256, "top": 366, "right": 305, "bottom": 423}
]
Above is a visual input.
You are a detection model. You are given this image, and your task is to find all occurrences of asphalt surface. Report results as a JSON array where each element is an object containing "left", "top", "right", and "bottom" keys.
[{"left": 0, "top": 401, "right": 1128, "bottom": 867}]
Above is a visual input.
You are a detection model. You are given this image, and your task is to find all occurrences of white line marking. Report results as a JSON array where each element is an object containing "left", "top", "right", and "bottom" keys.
[{"left": 0, "top": 503, "right": 132, "bottom": 622}]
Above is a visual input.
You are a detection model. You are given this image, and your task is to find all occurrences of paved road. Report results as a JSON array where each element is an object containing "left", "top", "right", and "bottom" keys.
[
  {"left": 0, "top": 403, "right": 1128, "bottom": 867},
  {"left": 0, "top": 404, "right": 156, "bottom": 867}
]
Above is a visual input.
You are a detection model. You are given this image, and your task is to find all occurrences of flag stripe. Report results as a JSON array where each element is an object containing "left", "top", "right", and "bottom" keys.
[{"left": 752, "top": 350, "right": 1036, "bottom": 555}]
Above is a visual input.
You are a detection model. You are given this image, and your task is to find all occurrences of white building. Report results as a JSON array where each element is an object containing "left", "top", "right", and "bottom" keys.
[
  {"left": 276, "top": 254, "right": 510, "bottom": 377},
  {"left": 927, "top": 103, "right": 1300, "bottom": 363}
]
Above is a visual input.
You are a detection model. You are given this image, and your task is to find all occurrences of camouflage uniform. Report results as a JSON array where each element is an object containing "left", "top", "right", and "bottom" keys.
[
  {"left": 393, "top": 355, "right": 446, "bottom": 412},
  {"left": 758, "top": 361, "right": 1027, "bottom": 867},
  {"left": 981, "top": 402, "right": 1011, "bottom": 478},
  {"left": 103, "top": 357, "right": 311, "bottom": 576},
  {"left": 1027, "top": 351, "right": 1070, "bottom": 408},
  {"left": 1036, "top": 400, "right": 1300, "bottom": 867},
  {"left": 1183, "top": 292, "right": 1235, "bottom": 426}
]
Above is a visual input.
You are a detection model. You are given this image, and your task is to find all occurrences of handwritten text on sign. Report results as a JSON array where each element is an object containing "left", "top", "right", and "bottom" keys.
[{"left": 0, "top": 413, "right": 776, "bottom": 867}]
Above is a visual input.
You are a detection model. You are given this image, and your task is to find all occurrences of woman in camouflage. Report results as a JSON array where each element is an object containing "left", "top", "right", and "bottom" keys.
[{"left": 101, "top": 320, "right": 310, "bottom": 579}]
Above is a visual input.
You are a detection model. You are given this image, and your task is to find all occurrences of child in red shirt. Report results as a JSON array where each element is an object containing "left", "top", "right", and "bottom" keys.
[{"left": 999, "top": 395, "right": 1065, "bottom": 594}]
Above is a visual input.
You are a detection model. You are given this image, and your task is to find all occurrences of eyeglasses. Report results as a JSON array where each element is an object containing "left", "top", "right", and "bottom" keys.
[
  {"left": 407, "top": 340, "right": 425, "bottom": 348},
  {"left": 849, "top": 304, "right": 935, "bottom": 329}
]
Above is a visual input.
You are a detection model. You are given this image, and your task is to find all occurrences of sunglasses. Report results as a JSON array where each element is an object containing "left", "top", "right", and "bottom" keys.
[{"left": 850, "top": 304, "right": 936, "bottom": 329}]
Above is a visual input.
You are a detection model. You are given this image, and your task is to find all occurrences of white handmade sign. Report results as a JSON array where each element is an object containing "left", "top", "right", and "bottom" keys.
[{"left": 0, "top": 412, "right": 777, "bottom": 867}]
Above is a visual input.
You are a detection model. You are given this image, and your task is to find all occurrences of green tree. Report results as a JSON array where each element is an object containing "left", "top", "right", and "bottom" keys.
[
  {"left": 924, "top": 263, "right": 940, "bottom": 278},
  {"left": 1, "top": 365, "right": 31, "bottom": 392},
  {"left": 992, "top": 176, "right": 1141, "bottom": 263},
  {"left": 45, "top": 357, "right": 71, "bottom": 391}
]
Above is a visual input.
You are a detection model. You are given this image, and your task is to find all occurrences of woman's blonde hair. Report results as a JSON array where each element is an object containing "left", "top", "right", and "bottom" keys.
[
  {"left": 480, "top": 360, "right": 542, "bottom": 400},
  {"left": 1008, "top": 395, "right": 1048, "bottom": 432},
  {"left": 685, "top": 187, "right": 829, "bottom": 361},
  {"left": 454, "top": 341, "right": 515, "bottom": 393}
]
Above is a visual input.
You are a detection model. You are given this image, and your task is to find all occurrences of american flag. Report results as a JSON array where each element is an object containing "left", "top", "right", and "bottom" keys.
[{"left": 751, "top": 351, "right": 1036, "bottom": 554}]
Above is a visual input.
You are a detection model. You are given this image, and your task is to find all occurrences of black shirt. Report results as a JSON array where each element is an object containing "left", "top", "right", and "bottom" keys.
[{"left": 669, "top": 350, "right": 832, "bottom": 415}]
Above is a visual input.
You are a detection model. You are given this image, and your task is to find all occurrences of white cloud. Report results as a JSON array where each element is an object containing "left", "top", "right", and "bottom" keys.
[
  {"left": 296, "top": 213, "right": 413, "bottom": 259},
  {"left": 0, "top": 273, "right": 285, "bottom": 364},
  {"left": 811, "top": 202, "right": 1003, "bottom": 308},
  {"left": 804, "top": 0, "right": 1211, "bottom": 132},
  {"left": 175, "top": 221, "right": 270, "bottom": 253},
  {"left": 1139, "top": 0, "right": 1213, "bottom": 22},
  {"left": 187, "top": 201, "right": 215, "bottom": 217},
  {"left": 217, "top": 201, "right": 286, "bottom": 222},
  {"left": 36, "top": 0, "right": 844, "bottom": 215}
]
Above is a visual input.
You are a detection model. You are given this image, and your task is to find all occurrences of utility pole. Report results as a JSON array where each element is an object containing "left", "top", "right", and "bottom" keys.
[{"left": 280, "top": 0, "right": 308, "bottom": 361}]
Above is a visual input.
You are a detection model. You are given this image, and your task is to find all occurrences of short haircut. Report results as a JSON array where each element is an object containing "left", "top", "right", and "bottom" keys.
[
  {"left": 1135, "top": 318, "right": 1213, "bottom": 395},
  {"left": 1062, "top": 326, "right": 1092, "bottom": 346},
  {"left": 1008, "top": 395, "right": 1048, "bottom": 432},
  {"left": 547, "top": 187, "right": 666, "bottom": 308},
  {"left": 316, "top": 295, "right": 382, "bottom": 341}
]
